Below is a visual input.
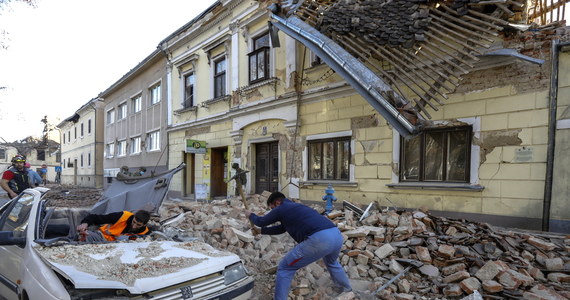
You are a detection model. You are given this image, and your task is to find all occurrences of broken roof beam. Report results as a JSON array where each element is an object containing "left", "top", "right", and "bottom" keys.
[{"left": 269, "top": 13, "right": 419, "bottom": 137}]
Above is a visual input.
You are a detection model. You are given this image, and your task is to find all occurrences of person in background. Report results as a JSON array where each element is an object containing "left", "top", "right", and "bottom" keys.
[
  {"left": 246, "top": 192, "right": 352, "bottom": 299},
  {"left": 39, "top": 164, "right": 48, "bottom": 185},
  {"left": 0, "top": 154, "right": 32, "bottom": 199},
  {"left": 76, "top": 210, "right": 151, "bottom": 242},
  {"left": 25, "top": 163, "right": 42, "bottom": 187}
]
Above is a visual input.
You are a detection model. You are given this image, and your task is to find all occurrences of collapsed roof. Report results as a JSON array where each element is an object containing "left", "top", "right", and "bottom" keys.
[{"left": 268, "top": 0, "right": 545, "bottom": 137}]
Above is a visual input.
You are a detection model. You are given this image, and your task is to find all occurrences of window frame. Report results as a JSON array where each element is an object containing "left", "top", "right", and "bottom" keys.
[
  {"left": 183, "top": 72, "right": 195, "bottom": 108},
  {"left": 248, "top": 33, "right": 270, "bottom": 84},
  {"left": 213, "top": 57, "right": 226, "bottom": 99},
  {"left": 118, "top": 102, "right": 127, "bottom": 120},
  {"left": 130, "top": 136, "right": 141, "bottom": 155},
  {"left": 106, "top": 109, "right": 115, "bottom": 125},
  {"left": 399, "top": 126, "right": 472, "bottom": 183},
  {"left": 149, "top": 83, "right": 161, "bottom": 105},
  {"left": 132, "top": 95, "right": 142, "bottom": 113},
  {"left": 105, "top": 142, "right": 115, "bottom": 158},
  {"left": 147, "top": 131, "right": 160, "bottom": 152},
  {"left": 117, "top": 140, "right": 127, "bottom": 157},
  {"left": 307, "top": 137, "right": 351, "bottom": 181}
]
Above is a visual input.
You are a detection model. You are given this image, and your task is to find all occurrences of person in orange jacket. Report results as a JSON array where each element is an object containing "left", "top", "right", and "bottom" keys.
[{"left": 76, "top": 210, "right": 151, "bottom": 242}]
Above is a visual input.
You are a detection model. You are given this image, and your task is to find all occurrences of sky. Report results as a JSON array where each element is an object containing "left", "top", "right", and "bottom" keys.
[{"left": 0, "top": 0, "right": 217, "bottom": 142}]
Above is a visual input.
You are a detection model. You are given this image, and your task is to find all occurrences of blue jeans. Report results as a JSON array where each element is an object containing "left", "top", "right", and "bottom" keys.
[{"left": 275, "top": 227, "right": 351, "bottom": 300}]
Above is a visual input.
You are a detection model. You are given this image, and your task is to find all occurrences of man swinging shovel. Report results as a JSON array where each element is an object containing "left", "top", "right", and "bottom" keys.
[{"left": 225, "top": 163, "right": 254, "bottom": 227}]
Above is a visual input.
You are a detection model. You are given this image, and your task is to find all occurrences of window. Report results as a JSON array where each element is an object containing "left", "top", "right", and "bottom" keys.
[
  {"left": 0, "top": 149, "right": 4, "bottom": 160},
  {"left": 88, "top": 119, "right": 92, "bottom": 134},
  {"left": 67, "top": 131, "right": 70, "bottom": 142},
  {"left": 150, "top": 84, "right": 161, "bottom": 105},
  {"left": 117, "top": 140, "right": 127, "bottom": 157},
  {"left": 248, "top": 33, "right": 270, "bottom": 84},
  {"left": 130, "top": 136, "right": 141, "bottom": 154},
  {"left": 400, "top": 126, "right": 471, "bottom": 183},
  {"left": 214, "top": 58, "right": 226, "bottom": 98},
  {"left": 74, "top": 127, "right": 77, "bottom": 139},
  {"left": 62, "top": 133, "right": 65, "bottom": 144},
  {"left": 88, "top": 152, "right": 91, "bottom": 166},
  {"left": 106, "top": 109, "right": 115, "bottom": 125},
  {"left": 183, "top": 73, "right": 195, "bottom": 108},
  {"left": 118, "top": 103, "right": 127, "bottom": 119},
  {"left": 37, "top": 149, "right": 45, "bottom": 161},
  {"left": 147, "top": 131, "right": 160, "bottom": 151},
  {"left": 132, "top": 95, "right": 142, "bottom": 113},
  {"left": 105, "top": 143, "right": 115, "bottom": 158},
  {"left": 308, "top": 137, "right": 350, "bottom": 180},
  {"left": 80, "top": 154, "right": 84, "bottom": 167},
  {"left": 80, "top": 123, "right": 84, "bottom": 137}
]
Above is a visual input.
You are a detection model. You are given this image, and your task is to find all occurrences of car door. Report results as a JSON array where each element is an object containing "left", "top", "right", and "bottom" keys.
[{"left": 0, "top": 193, "right": 34, "bottom": 299}]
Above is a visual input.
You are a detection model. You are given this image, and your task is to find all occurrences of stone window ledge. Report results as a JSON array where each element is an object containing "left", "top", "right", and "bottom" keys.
[
  {"left": 387, "top": 182, "right": 484, "bottom": 191},
  {"left": 174, "top": 106, "right": 197, "bottom": 115},
  {"left": 300, "top": 181, "right": 358, "bottom": 187}
]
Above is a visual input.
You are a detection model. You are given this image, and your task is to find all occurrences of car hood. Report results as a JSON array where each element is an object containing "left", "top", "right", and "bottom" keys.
[{"left": 34, "top": 240, "right": 240, "bottom": 294}]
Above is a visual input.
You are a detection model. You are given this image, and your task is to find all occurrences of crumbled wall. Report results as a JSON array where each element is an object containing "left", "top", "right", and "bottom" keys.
[{"left": 476, "top": 129, "right": 523, "bottom": 164}]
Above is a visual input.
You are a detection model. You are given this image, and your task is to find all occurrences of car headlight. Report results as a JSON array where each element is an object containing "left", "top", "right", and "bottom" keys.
[{"left": 223, "top": 262, "right": 247, "bottom": 285}]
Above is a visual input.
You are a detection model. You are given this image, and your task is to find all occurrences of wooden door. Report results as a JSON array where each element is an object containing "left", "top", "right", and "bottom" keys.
[
  {"left": 255, "top": 142, "right": 279, "bottom": 194},
  {"left": 210, "top": 147, "right": 228, "bottom": 198},
  {"left": 184, "top": 153, "right": 195, "bottom": 197}
]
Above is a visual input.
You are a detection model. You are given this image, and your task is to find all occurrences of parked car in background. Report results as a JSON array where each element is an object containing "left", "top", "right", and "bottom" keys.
[{"left": 0, "top": 165, "right": 253, "bottom": 300}]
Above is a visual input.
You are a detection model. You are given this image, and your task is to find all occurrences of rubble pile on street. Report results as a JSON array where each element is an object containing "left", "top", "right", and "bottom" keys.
[
  {"left": 160, "top": 193, "right": 570, "bottom": 300},
  {"left": 43, "top": 185, "right": 103, "bottom": 208}
]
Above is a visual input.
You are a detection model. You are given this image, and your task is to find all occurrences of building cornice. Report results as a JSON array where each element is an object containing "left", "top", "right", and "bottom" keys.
[{"left": 167, "top": 81, "right": 355, "bottom": 134}]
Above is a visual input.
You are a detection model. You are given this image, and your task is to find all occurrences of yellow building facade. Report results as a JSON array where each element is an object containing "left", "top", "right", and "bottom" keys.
[{"left": 161, "top": 0, "right": 569, "bottom": 231}]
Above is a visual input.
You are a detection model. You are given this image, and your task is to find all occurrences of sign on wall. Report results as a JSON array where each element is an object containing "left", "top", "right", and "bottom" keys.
[{"left": 185, "top": 139, "right": 207, "bottom": 154}]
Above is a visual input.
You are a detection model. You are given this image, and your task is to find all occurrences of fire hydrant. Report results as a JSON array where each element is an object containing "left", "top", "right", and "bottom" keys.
[{"left": 322, "top": 184, "right": 337, "bottom": 214}]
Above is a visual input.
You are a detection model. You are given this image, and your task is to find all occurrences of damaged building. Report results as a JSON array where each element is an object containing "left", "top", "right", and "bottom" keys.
[
  {"left": 61, "top": 0, "right": 570, "bottom": 233},
  {"left": 157, "top": 0, "right": 570, "bottom": 233}
]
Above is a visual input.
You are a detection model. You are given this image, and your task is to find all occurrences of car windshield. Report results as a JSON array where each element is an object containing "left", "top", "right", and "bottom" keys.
[{"left": 2, "top": 193, "right": 34, "bottom": 237}]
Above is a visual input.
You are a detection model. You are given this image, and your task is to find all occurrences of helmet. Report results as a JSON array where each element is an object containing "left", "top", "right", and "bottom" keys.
[{"left": 11, "top": 154, "right": 26, "bottom": 163}]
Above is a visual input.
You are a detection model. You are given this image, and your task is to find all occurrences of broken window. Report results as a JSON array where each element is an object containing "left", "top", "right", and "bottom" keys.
[
  {"left": 214, "top": 57, "right": 226, "bottom": 98},
  {"left": 308, "top": 137, "right": 350, "bottom": 181},
  {"left": 248, "top": 33, "right": 270, "bottom": 84},
  {"left": 183, "top": 73, "right": 195, "bottom": 108},
  {"left": 400, "top": 126, "right": 471, "bottom": 183}
]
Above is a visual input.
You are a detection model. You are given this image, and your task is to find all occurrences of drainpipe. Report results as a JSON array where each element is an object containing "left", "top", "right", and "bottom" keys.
[{"left": 542, "top": 39, "right": 570, "bottom": 231}]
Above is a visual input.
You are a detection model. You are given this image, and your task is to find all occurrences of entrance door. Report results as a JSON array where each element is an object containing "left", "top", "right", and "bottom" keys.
[
  {"left": 255, "top": 142, "right": 279, "bottom": 194},
  {"left": 210, "top": 147, "right": 228, "bottom": 198},
  {"left": 184, "top": 153, "right": 195, "bottom": 197}
]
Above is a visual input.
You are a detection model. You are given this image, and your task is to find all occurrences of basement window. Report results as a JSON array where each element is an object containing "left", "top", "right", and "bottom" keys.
[
  {"left": 308, "top": 137, "right": 350, "bottom": 181},
  {"left": 401, "top": 126, "right": 471, "bottom": 183}
]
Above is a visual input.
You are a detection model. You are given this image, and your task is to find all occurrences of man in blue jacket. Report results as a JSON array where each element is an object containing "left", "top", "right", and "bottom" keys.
[{"left": 246, "top": 192, "right": 351, "bottom": 300}]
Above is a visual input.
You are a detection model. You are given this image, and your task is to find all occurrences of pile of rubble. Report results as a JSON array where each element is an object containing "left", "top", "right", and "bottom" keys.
[
  {"left": 43, "top": 185, "right": 103, "bottom": 208},
  {"left": 159, "top": 193, "right": 570, "bottom": 300}
]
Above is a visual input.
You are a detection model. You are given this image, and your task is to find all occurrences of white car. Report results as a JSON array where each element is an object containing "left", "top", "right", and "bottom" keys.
[{"left": 0, "top": 166, "right": 253, "bottom": 300}]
